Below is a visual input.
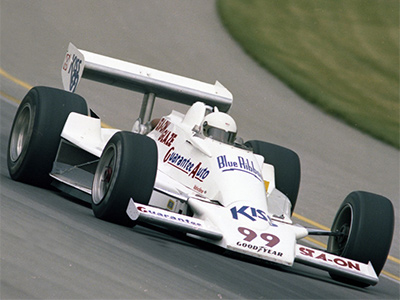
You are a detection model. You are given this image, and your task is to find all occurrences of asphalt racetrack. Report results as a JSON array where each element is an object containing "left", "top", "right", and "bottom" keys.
[{"left": 1, "top": 1, "right": 399, "bottom": 299}]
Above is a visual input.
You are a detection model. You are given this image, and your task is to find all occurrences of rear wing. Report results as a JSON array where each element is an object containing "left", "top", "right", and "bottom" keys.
[{"left": 61, "top": 43, "right": 233, "bottom": 122}]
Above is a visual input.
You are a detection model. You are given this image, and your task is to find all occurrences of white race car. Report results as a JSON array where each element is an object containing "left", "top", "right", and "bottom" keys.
[{"left": 7, "top": 43, "right": 394, "bottom": 287}]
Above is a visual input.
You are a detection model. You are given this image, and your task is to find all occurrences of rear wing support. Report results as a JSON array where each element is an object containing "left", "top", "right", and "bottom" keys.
[
  {"left": 61, "top": 43, "right": 233, "bottom": 125},
  {"left": 139, "top": 92, "right": 156, "bottom": 124}
]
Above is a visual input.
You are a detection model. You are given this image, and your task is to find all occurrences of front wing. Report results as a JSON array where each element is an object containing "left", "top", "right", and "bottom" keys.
[
  {"left": 295, "top": 245, "right": 378, "bottom": 285},
  {"left": 126, "top": 200, "right": 378, "bottom": 286}
]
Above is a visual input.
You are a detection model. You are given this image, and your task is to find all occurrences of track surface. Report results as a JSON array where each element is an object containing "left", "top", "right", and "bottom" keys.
[{"left": 1, "top": 1, "right": 399, "bottom": 299}]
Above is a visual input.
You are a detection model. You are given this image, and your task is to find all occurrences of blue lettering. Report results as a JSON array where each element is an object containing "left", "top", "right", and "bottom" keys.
[
  {"left": 68, "top": 54, "right": 82, "bottom": 92},
  {"left": 217, "top": 156, "right": 225, "bottom": 168},
  {"left": 257, "top": 209, "right": 269, "bottom": 221},
  {"left": 231, "top": 206, "right": 276, "bottom": 226},
  {"left": 230, "top": 207, "right": 238, "bottom": 219},
  {"left": 230, "top": 206, "right": 256, "bottom": 221},
  {"left": 251, "top": 207, "right": 257, "bottom": 217},
  {"left": 218, "top": 155, "right": 261, "bottom": 181}
]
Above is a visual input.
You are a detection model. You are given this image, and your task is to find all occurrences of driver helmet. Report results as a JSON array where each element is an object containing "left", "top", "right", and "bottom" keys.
[{"left": 202, "top": 108, "right": 237, "bottom": 144}]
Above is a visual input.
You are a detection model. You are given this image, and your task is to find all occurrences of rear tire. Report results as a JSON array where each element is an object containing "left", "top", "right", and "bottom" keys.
[
  {"left": 245, "top": 140, "right": 300, "bottom": 213},
  {"left": 327, "top": 191, "right": 394, "bottom": 286},
  {"left": 7, "top": 86, "right": 88, "bottom": 187},
  {"left": 91, "top": 131, "right": 158, "bottom": 227}
]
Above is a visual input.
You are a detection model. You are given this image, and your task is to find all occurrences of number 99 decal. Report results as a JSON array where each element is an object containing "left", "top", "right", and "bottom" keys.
[{"left": 238, "top": 227, "right": 280, "bottom": 247}]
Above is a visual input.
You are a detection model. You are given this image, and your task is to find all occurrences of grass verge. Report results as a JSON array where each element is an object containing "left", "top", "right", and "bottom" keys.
[{"left": 217, "top": 0, "right": 399, "bottom": 148}]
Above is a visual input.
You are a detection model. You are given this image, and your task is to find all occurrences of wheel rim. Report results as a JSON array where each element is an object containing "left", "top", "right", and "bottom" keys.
[
  {"left": 92, "top": 144, "right": 116, "bottom": 205},
  {"left": 9, "top": 103, "right": 33, "bottom": 162},
  {"left": 328, "top": 204, "right": 353, "bottom": 255}
]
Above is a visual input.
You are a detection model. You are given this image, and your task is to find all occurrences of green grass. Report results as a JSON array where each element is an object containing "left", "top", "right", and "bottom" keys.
[{"left": 217, "top": 0, "right": 399, "bottom": 148}]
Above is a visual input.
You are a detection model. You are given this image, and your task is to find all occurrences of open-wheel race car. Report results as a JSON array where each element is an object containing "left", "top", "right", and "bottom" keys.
[{"left": 7, "top": 43, "right": 394, "bottom": 287}]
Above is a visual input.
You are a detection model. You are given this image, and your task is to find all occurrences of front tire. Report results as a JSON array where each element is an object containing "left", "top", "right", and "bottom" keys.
[
  {"left": 7, "top": 86, "right": 88, "bottom": 187},
  {"left": 91, "top": 131, "right": 158, "bottom": 227},
  {"left": 327, "top": 191, "right": 394, "bottom": 286}
]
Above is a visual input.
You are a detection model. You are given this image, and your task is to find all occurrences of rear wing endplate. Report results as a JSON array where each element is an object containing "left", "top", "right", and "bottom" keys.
[{"left": 61, "top": 43, "right": 233, "bottom": 121}]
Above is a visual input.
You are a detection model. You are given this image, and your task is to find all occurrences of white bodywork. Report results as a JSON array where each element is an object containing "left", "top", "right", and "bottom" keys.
[
  {"left": 53, "top": 43, "right": 378, "bottom": 286},
  {"left": 145, "top": 106, "right": 301, "bottom": 267}
]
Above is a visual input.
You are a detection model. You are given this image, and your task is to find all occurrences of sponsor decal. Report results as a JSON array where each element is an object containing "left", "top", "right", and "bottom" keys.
[
  {"left": 193, "top": 185, "right": 205, "bottom": 194},
  {"left": 238, "top": 227, "right": 280, "bottom": 247},
  {"left": 137, "top": 206, "right": 202, "bottom": 227},
  {"left": 62, "top": 54, "right": 70, "bottom": 71},
  {"left": 236, "top": 241, "right": 283, "bottom": 256},
  {"left": 155, "top": 118, "right": 177, "bottom": 147},
  {"left": 264, "top": 180, "right": 270, "bottom": 192},
  {"left": 163, "top": 147, "right": 210, "bottom": 181},
  {"left": 298, "top": 246, "right": 361, "bottom": 271},
  {"left": 154, "top": 118, "right": 170, "bottom": 132},
  {"left": 231, "top": 206, "right": 277, "bottom": 227},
  {"left": 63, "top": 53, "right": 82, "bottom": 93},
  {"left": 217, "top": 155, "right": 262, "bottom": 181},
  {"left": 167, "top": 200, "right": 175, "bottom": 210}
]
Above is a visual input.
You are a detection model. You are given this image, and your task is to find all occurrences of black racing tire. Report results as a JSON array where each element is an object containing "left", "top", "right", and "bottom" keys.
[
  {"left": 7, "top": 86, "right": 88, "bottom": 187},
  {"left": 327, "top": 191, "right": 394, "bottom": 286},
  {"left": 245, "top": 140, "right": 300, "bottom": 214},
  {"left": 91, "top": 131, "right": 158, "bottom": 227}
]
